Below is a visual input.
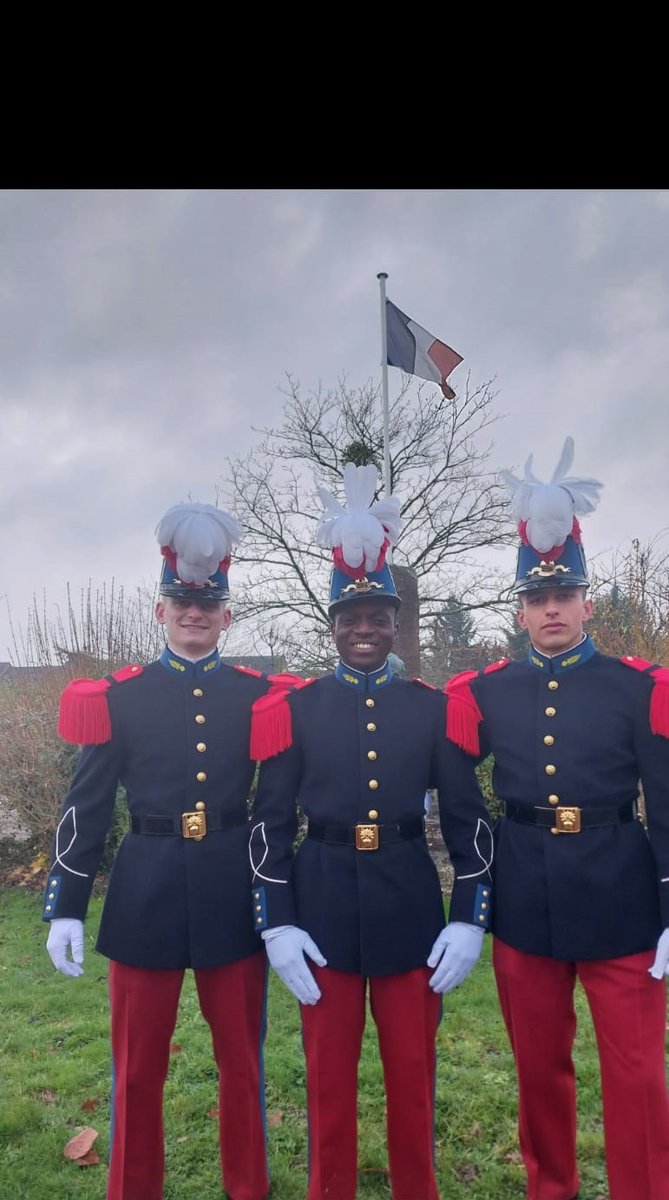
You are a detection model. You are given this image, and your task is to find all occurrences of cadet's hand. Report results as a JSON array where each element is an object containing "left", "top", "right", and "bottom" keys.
[
  {"left": 649, "top": 927, "right": 669, "bottom": 979},
  {"left": 262, "top": 925, "right": 327, "bottom": 1005},
  {"left": 427, "top": 922, "right": 484, "bottom": 994},
  {"left": 46, "top": 918, "right": 85, "bottom": 977}
]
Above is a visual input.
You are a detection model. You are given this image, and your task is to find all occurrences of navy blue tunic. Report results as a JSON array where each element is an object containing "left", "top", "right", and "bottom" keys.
[
  {"left": 250, "top": 664, "right": 494, "bottom": 976},
  {"left": 464, "top": 638, "right": 669, "bottom": 960},
  {"left": 42, "top": 649, "right": 270, "bottom": 969}
]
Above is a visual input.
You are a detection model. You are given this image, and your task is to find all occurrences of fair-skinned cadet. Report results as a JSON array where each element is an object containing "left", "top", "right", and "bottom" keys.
[
  {"left": 247, "top": 463, "right": 494, "bottom": 1200},
  {"left": 43, "top": 501, "right": 283, "bottom": 1200},
  {"left": 445, "top": 437, "right": 669, "bottom": 1200}
]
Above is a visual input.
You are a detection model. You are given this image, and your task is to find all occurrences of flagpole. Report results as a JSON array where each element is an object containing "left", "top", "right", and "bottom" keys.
[{"left": 377, "top": 272, "right": 391, "bottom": 498}]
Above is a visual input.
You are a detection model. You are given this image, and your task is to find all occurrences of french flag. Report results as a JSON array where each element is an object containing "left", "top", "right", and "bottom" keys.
[{"left": 386, "top": 298, "right": 462, "bottom": 400}]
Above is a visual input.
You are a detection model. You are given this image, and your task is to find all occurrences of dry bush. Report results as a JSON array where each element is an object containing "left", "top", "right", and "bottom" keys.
[
  {"left": 0, "top": 671, "right": 79, "bottom": 853},
  {"left": 1, "top": 580, "right": 158, "bottom": 861}
]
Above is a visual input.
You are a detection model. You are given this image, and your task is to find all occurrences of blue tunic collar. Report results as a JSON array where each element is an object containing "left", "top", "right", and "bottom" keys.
[
  {"left": 335, "top": 659, "right": 394, "bottom": 691},
  {"left": 159, "top": 646, "right": 222, "bottom": 679},
  {"left": 527, "top": 634, "right": 596, "bottom": 675}
]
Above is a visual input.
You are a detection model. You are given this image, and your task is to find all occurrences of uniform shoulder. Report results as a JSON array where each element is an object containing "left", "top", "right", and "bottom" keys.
[
  {"left": 250, "top": 674, "right": 318, "bottom": 760},
  {"left": 58, "top": 665, "right": 144, "bottom": 745},
  {"left": 619, "top": 655, "right": 669, "bottom": 738},
  {"left": 445, "top": 658, "right": 512, "bottom": 694},
  {"left": 409, "top": 677, "right": 438, "bottom": 691},
  {"left": 618, "top": 654, "right": 659, "bottom": 675}
]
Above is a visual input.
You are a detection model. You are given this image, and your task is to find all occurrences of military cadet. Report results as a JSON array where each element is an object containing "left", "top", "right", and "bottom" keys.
[
  {"left": 248, "top": 464, "right": 494, "bottom": 1200},
  {"left": 43, "top": 502, "right": 274, "bottom": 1200},
  {"left": 445, "top": 438, "right": 669, "bottom": 1200}
]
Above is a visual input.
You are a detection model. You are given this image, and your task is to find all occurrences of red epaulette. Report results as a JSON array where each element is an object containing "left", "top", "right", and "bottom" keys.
[
  {"left": 233, "top": 665, "right": 263, "bottom": 678},
  {"left": 443, "top": 669, "right": 482, "bottom": 756},
  {"left": 484, "top": 657, "right": 510, "bottom": 674},
  {"left": 444, "top": 659, "right": 510, "bottom": 755},
  {"left": 620, "top": 655, "right": 669, "bottom": 738},
  {"left": 250, "top": 675, "right": 316, "bottom": 761},
  {"left": 411, "top": 677, "right": 437, "bottom": 690},
  {"left": 57, "top": 665, "right": 143, "bottom": 745},
  {"left": 267, "top": 672, "right": 309, "bottom": 689}
]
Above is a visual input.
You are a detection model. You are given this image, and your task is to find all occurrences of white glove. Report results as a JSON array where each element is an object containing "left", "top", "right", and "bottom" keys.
[
  {"left": 427, "top": 921, "right": 484, "bottom": 994},
  {"left": 262, "top": 925, "right": 327, "bottom": 1005},
  {"left": 46, "top": 918, "right": 85, "bottom": 977},
  {"left": 649, "top": 927, "right": 669, "bottom": 979}
]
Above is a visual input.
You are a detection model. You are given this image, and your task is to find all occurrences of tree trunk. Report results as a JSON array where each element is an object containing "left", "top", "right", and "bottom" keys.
[{"left": 392, "top": 565, "right": 421, "bottom": 679}]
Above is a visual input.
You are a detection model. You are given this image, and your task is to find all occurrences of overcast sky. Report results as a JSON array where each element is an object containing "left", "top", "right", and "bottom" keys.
[{"left": 1, "top": 188, "right": 668, "bottom": 661}]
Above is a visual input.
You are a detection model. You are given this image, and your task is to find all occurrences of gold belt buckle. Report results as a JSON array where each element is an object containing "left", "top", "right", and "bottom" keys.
[
  {"left": 355, "top": 823, "right": 379, "bottom": 850},
  {"left": 554, "top": 806, "right": 581, "bottom": 834},
  {"left": 182, "top": 811, "right": 207, "bottom": 840}
]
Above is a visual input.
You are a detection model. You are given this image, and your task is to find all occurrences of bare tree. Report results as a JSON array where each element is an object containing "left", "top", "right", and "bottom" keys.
[
  {"left": 7, "top": 580, "right": 163, "bottom": 671},
  {"left": 589, "top": 535, "right": 669, "bottom": 662},
  {"left": 218, "top": 373, "right": 515, "bottom": 672}
]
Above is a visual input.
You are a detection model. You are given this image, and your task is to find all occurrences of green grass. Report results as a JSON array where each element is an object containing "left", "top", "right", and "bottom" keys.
[{"left": 0, "top": 887, "right": 615, "bottom": 1199}]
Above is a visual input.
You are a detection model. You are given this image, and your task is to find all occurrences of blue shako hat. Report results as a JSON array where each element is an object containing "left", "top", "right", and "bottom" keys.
[
  {"left": 155, "top": 502, "right": 243, "bottom": 602},
  {"left": 327, "top": 560, "right": 401, "bottom": 616},
  {"left": 499, "top": 436, "right": 603, "bottom": 596},
  {"left": 315, "top": 463, "right": 402, "bottom": 618},
  {"left": 513, "top": 534, "right": 590, "bottom": 594}
]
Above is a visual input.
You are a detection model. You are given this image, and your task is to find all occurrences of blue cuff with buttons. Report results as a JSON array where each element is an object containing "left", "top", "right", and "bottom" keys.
[
  {"left": 42, "top": 874, "right": 62, "bottom": 921},
  {"left": 251, "top": 885, "right": 268, "bottom": 932},
  {"left": 473, "top": 883, "right": 491, "bottom": 930}
]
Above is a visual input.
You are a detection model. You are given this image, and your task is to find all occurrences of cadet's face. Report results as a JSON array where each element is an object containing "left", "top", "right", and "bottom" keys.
[
  {"left": 517, "top": 587, "right": 592, "bottom": 655},
  {"left": 155, "top": 596, "right": 232, "bottom": 657},
  {"left": 332, "top": 602, "right": 399, "bottom": 672}
]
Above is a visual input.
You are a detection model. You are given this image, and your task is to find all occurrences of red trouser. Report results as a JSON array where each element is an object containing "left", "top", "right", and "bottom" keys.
[
  {"left": 106, "top": 952, "right": 269, "bottom": 1200},
  {"left": 493, "top": 937, "right": 669, "bottom": 1200},
  {"left": 300, "top": 964, "right": 442, "bottom": 1200}
]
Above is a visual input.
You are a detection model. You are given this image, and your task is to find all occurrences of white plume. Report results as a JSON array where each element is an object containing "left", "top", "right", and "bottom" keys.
[
  {"left": 155, "top": 502, "right": 243, "bottom": 584},
  {"left": 499, "top": 436, "right": 603, "bottom": 554},
  {"left": 315, "top": 463, "right": 401, "bottom": 571}
]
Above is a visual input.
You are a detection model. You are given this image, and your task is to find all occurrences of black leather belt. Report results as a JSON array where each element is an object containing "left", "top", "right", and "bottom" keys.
[
  {"left": 504, "top": 799, "right": 637, "bottom": 834},
  {"left": 307, "top": 816, "right": 424, "bottom": 851},
  {"left": 131, "top": 809, "right": 248, "bottom": 837}
]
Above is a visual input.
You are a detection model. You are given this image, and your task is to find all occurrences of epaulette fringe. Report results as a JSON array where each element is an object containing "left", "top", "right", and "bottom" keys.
[
  {"left": 444, "top": 669, "right": 483, "bottom": 757},
  {"left": 250, "top": 675, "right": 315, "bottom": 761},
  {"left": 57, "top": 665, "right": 143, "bottom": 745}
]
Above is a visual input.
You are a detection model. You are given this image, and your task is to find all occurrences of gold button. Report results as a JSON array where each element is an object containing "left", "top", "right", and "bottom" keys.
[
  {"left": 548, "top": 794, "right": 559, "bottom": 805},
  {"left": 548, "top": 680, "right": 559, "bottom": 690},
  {"left": 481, "top": 902, "right": 488, "bottom": 909},
  {"left": 48, "top": 893, "right": 55, "bottom": 900},
  {"left": 256, "top": 917, "right": 262, "bottom": 924},
  {"left": 478, "top": 914, "right": 485, "bottom": 921},
  {"left": 196, "top": 742, "right": 207, "bottom": 752},
  {"left": 543, "top": 735, "right": 555, "bottom": 746},
  {"left": 51, "top": 879, "right": 57, "bottom": 886},
  {"left": 195, "top": 714, "right": 205, "bottom": 724},
  {"left": 196, "top": 772, "right": 207, "bottom": 782},
  {"left": 195, "top": 801, "right": 205, "bottom": 811},
  {"left": 255, "top": 905, "right": 261, "bottom": 911},
  {"left": 368, "top": 779, "right": 379, "bottom": 790},
  {"left": 193, "top": 688, "right": 203, "bottom": 697},
  {"left": 545, "top": 707, "right": 556, "bottom": 717},
  {"left": 367, "top": 750, "right": 377, "bottom": 760},
  {"left": 367, "top": 723, "right": 377, "bottom": 732},
  {"left": 368, "top": 809, "right": 378, "bottom": 819},
  {"left": 253, "top": 891, "right": 260, "bottom": 899},
  {"left": 45, "top": 905, "right": 51, "bottom": 912},
  {"left": 482, "top": 890, "right": 489, "bottom": 897},
  {"left": 545, "top": 764, "right": 556, "bottom": 776},
  {"left": 550, "top": 828, "right": 559, "bottom": 836},
  {"left": 366, "top": 698, "right": 375, "bottom": 708}
]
